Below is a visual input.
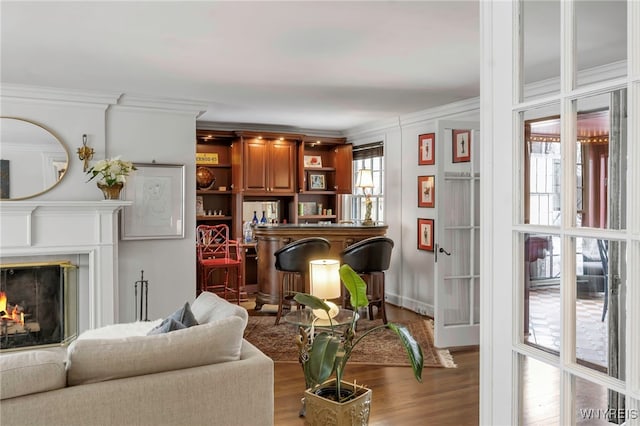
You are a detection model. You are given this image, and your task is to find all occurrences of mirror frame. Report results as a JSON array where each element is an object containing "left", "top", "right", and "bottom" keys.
[{"left": 0, "top": 117, "right": 70, "bottom": 201}]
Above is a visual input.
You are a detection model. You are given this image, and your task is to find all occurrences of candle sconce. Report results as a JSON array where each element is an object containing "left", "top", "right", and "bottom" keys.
[{"left": 77, "top": 134, "right": 94, "bottom": 172}]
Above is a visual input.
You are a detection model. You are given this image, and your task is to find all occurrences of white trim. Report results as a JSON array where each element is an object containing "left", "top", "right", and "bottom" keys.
[
  {"left": 0, "top": 83, "right": 120, "bottom": 105},
  {"left": 117, "top": 94, "right": 207, "bottom": 116}
]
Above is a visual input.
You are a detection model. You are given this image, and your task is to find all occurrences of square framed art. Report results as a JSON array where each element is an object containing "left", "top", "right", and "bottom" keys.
[
  {"left": 452, "top": 129, "right": 471, "bottom": 163},
  {"left": 121, "top": 163, "right": 185, "bottom": 240},
  {"left": 417, "top": 218, "right": 434, "bottom": 251},
  {"left": 418, "top": 175, "right": 435, "bottom": 208},
  {"left": 309, "top": 173, "right": 326, "bottom": 190},
  {"left": 418, "top": 133, "right": 435, "bottom": 165}
]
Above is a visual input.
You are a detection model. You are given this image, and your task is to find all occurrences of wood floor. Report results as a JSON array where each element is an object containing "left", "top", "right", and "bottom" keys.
[{"left": 248, "top": 301, "right": 480, "bottom": 425}]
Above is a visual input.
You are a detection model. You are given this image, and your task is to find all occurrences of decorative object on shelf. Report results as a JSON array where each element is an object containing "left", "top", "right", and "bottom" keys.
[
  {"left": 195, "top": 152, "right": 219, "bottom": 165},
  {"left": 260, "top": 211, "right": 267, "bottom": 224},
  {"left": 77, "top": 134, "right": 95, "bottom": 172},
  {"left": 304, "top": 155, "right": 322, "bottom": 168},
  {"left": 86, "top": 156, "right": 136, "bottom": 200},
  {"left": 293, "top": 264, "right": 423, "bottom": 424},
  {"left": 418, "top": 133, "right": 435, "bottom": 165},
  {"left": 309, "top": 259, "right": 341, "bottom": 320},
  {"left": 309, "top": 173, "right": 326, "bottom": 190},
  {"left": 196, "top": 196, "right": 205, "bottom": 216},
  {"left": 121, "top": 163, "right": 185, "bottom": 240},
  {"left": 252, "top": 211, "right": 259, "bottom": 225},
  {"left": 356, "top": 168, "right": 374, "bottom": 225},
  {"left": 196, "top": 166, "right": 216, "bottom": 190},
  {"left": 452, "top": 129, "right": 472, "bottom": 163},
  {"left": 417, "top": 218, "right": 434, "bottom": 251},
  {"left": 418, "top": 175, "right": 435, "bottom": 208}
]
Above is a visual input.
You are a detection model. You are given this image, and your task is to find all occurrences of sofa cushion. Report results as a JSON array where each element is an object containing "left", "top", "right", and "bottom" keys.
[
  {"left": 191, "top": 291, "right": 248, "bottom": 327},
  {"left": 0, "top": 349, "right": 66, "bottom": 400},
  {"left": 67, "top": 315, "right": 246, "bottom": 386}
]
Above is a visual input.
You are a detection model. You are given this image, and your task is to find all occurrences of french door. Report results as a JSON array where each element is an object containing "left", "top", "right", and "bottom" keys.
[
  {"left": 481, "top": 1, "right": 639, "bottom": 425},
  {"left": 433, "top": 121, "right": 480, "bottom": 348}
]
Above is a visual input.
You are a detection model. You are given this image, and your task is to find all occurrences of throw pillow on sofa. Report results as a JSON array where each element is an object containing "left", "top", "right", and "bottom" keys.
[{"left": 147, "top": 301, "right": 198, "bottom": 335}]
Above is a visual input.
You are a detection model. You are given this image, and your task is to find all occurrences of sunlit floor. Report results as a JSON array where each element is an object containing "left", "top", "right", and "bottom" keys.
[{"left": 527, "top": 286, "right": 607, "bottom": 369}]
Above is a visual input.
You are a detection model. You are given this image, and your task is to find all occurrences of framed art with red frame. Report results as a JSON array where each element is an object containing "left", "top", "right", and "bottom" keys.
[
  {"left": 418, "top": 175, "right": 435, "bottom": 208},
  {"left": 417, "top": 218, "right": 434, "bottom": 251},
  {"left": 452, "top": 129, "right": 471, "bottom": 163},
  {"left": 418, "top": 133, "right": 435, "bottom": 165}
]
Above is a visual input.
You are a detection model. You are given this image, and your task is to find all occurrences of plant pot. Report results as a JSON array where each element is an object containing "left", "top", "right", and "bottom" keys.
[
  {"left": 303, "top": 379, "right": 372, "bottom": 426},
  {"left": 97, "top": 182, "right": 123, "bottom": 200}
]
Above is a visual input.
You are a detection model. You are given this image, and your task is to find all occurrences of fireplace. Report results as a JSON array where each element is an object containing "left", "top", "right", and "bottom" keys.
[
  {"left": 1, "top": 261, "right": 78, "bottom": 351},
  {"left": 0, "top": 200, "right": 129, "bottom": 336}
]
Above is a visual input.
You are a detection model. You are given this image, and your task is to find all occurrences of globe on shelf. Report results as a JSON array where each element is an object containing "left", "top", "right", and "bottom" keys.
[{"left": 196, "top": 167, "right": 216, "bottom": 190}]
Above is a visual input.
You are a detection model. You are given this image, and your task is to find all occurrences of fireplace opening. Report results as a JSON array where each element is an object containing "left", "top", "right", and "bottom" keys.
[{"left": 0, "top": 261, "right": 78, "bottom": 351}]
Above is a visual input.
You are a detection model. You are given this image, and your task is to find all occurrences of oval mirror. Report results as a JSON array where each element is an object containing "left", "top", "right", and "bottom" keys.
[{"left": 0, "top": 117, "right": 69, "bottom": 200}]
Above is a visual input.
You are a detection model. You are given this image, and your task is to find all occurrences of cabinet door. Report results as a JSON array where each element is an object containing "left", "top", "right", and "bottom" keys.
[
  {"left": 243, "top": 139, "right": 269, "bottom": 191},
  {"left": 334, "top": 144, "right": 353, "bottom": 194},
  {"left": 268, "top": 141, "right": 296, "bottom": 193}
]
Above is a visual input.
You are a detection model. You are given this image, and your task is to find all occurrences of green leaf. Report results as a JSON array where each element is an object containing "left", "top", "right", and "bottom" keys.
[
  {"left": 307, "top": 332, "right": 340, "bottom": 385},
  {"left": 339, "top": 264, "right": 369, "bottom": 309},
  {"left": 387, "top": 323, "right": 424, "bottom": 382},
  {"left": 293, "top": 293, "right": 330, "bottom": 312}
]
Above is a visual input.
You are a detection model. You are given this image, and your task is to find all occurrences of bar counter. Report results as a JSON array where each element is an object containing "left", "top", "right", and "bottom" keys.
[{"left": 252, "top": 223, "right": 388, "bottom": 309}]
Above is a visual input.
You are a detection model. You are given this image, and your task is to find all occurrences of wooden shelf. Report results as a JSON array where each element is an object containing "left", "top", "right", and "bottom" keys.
[
  {"left": 197, "top": 189, "right": 232, "bottom": 195},
  {"left": 196, "top": 215, "right": 233, "bottom": 221},
  {"left": 196, "top": 163, "right": 232, "bottom": 169},
  {"left": 304, "top": 166, "right": 336, "bottom": 172}
]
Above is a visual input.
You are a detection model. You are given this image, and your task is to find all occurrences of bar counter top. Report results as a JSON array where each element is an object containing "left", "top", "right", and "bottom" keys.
[{"left": 252, "top": 223, "right": 388, "bottom": 309}]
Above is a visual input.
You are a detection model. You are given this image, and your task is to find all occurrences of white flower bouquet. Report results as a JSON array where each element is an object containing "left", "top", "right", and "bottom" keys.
[{"left": 86, "top": 157, "right": 136, "bottom": 187}]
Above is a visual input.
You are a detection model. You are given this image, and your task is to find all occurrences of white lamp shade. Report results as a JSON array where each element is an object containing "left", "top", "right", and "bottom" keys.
[
  {"left": 356, "top": 169, "right": 374, "bottom": 189},
  {"left": 309, "top": 259, "right": 341, "bottom": 300}
]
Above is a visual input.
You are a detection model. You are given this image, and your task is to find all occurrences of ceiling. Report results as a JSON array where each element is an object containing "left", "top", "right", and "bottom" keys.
[
  {"left": 1, "top": 1, "right": 480, "bottom": 131},
  {"left": 0, "top": 1, "right": 626, "bottom": 132}
]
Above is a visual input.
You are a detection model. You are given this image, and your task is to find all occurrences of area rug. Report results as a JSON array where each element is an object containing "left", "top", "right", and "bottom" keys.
[{"left": 243, "top": 316, "right": 456, "bottom": 368}]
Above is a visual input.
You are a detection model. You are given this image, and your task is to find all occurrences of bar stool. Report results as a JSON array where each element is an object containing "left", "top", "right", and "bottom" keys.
[
  {"left": 340, "top": 236, "right": 394, "bottom": 323},
  {"left": 274, "top": 237, "right": 331, "bottom": 325}
]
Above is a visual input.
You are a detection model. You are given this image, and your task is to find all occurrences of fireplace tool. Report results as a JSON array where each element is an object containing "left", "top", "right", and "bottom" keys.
[{"left": 134, "top": 270, "right": 149, "bottom": 321}]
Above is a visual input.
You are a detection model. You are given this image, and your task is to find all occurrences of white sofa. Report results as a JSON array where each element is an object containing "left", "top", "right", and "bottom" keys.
[{"left": 0, "top": 292, "right": 274, "bottom": 426}]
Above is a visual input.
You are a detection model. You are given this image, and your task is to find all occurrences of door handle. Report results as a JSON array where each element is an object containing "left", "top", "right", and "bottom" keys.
[{"left": 439, "top": 247, "right": 451, "bottom": 256}]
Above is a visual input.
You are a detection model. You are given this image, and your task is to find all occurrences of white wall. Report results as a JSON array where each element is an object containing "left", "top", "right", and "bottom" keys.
[
  {"left": 107, "top": 105, "right": 198, "bottom": 321},
  {"left": 345, "top": 99, "right": 480, "bottom": 316}
]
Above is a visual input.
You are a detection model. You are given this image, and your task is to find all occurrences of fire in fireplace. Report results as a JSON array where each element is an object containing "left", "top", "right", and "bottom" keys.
[{"left": 0, "top": 261, "right": 78, "bottom": 351}]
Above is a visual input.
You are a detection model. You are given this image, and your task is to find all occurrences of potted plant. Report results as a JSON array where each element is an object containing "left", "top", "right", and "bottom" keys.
[
  {"left": 86, "top": 156, "right": 136, "bottom": 199},
  {"left": 294, "top": 264, "right": 423, "bottom": 425}
]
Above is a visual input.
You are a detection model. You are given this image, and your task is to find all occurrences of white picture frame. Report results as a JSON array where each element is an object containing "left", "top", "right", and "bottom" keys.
[{"left": 121, "top": 163, "right": 185, "bottom": 240}]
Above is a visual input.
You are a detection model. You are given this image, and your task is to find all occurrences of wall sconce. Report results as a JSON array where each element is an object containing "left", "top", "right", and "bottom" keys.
[
  {"left": 309, "top": 259, "right": 341, "bottom": 320},
  {"left": 356, "top": 169, "right": 374, "bottom": 225},
  {"left": 77, "top": 134, "right": 94, "bottom": 172}
]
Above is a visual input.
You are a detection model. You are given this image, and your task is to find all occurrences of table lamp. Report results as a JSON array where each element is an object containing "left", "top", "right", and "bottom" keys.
[
  {"left": 309, "top": 259, "right": 341, "bottom": 320},
  {"left": 356, "top": 169, "right": 374, "bottom": 225}
]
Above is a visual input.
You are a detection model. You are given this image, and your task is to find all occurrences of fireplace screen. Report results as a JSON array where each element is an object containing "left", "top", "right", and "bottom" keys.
[{"left": 0, "top": 261, "right": 78, "bottom": 351}]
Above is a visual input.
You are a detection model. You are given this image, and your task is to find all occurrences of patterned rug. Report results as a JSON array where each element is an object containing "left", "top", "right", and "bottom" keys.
[{"left": 243, "top": 316, "right": 456, "bottom": 368}]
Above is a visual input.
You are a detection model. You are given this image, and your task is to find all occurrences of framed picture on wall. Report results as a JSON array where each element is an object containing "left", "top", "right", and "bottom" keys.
[
  {"left": 121, "top": 163, "right": 185, "bottom": 240},
  {"left": 418, "top": 133, "right": 435, "bottom": 165},
  {"left": 418, "top": 175, "right": 435, "bottom": 208},
  {"left": 452, "top": 129, "right": 471, "bottom": 163},
  {"left": 417, "top": 218, "right": 434, "bottom": 251}
]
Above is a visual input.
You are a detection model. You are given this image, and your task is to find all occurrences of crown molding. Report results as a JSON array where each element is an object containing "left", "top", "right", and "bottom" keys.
[
  {"left": 116, "top": 94, "right": 208, "bottom": 116},
  {"left": 196, "top": 120, "right": 345, "bottom": 138},
  {"left": 0, "top": 83, "right": 120, "bottom": 105}
]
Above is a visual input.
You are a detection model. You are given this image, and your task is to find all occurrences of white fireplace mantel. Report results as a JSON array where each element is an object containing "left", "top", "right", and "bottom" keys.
[{"left": 0, "top": 200, "right": 131, "bottom": 330}]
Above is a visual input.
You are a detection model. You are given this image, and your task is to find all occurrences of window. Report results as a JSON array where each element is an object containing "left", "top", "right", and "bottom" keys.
[{"left": 341, "top": 142, "right": 384, "bottom": 223}]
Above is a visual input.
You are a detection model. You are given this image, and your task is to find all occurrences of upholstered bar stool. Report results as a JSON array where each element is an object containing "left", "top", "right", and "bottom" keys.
[
  {"left": 274, "top": 237, "right": 331, "bottom": 325},
  {"left": 340, "top": 236, "right": 394, "bottom": 324}
]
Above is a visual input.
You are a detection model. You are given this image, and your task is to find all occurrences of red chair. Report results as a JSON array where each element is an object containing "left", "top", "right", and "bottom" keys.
[{"left": 196, "top": 224, "right": 242, "bottom": 304}]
